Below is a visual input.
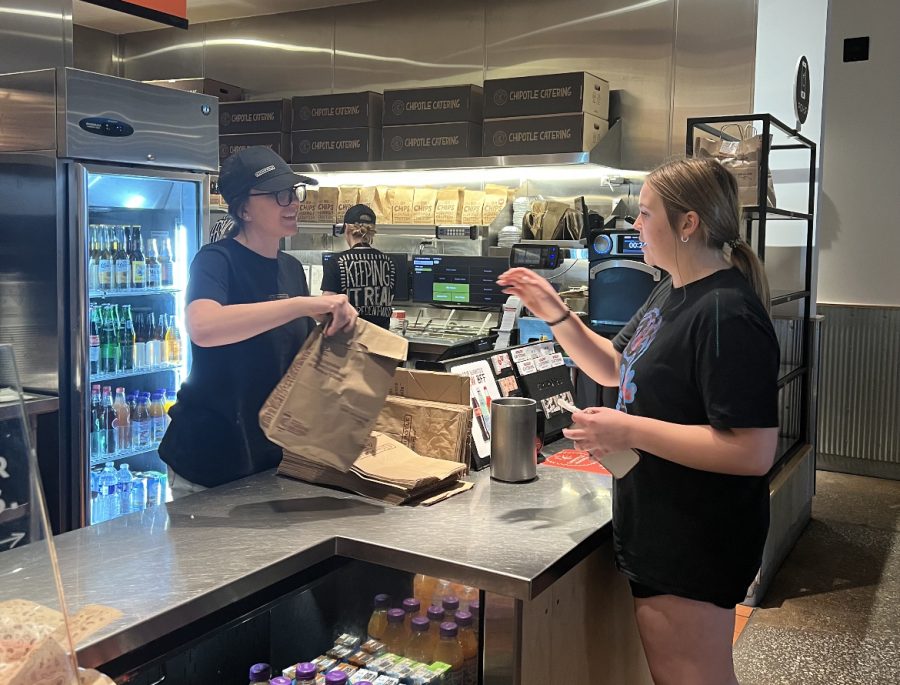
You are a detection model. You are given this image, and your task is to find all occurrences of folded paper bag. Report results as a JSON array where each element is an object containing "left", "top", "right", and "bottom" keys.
[{"left": 261, "top": 319, "right": 408, "bottom": 472}]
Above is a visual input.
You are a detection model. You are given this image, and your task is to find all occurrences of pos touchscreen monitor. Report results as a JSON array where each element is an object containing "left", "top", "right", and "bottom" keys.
[
  {"left": 321, "top": 252, "right": 410, "bottom": 301},
  {"left": 411, "top": 255, "right": 509, "bottom": 308}
]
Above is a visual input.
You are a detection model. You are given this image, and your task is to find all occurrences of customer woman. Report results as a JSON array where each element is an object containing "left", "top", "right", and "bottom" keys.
[
  {"left": 159, "top": 147, "right": 357, "bottom": 494},
  {"left": 320, "top": 203, "right": 396, "bottom": 330},
  {"left": 497, "top": 158, "right": 779, "bottom": 685}
]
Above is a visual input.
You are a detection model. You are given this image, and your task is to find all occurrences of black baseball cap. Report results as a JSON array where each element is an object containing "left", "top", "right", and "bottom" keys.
[
  {"left": 343, "top": 204, "right": 376, "bottom": 225},
  {"left": 218, "top": 146, "right": 317, "bottom": 206}
]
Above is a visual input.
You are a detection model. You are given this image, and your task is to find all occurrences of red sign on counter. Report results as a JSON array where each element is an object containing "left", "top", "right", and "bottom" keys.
[{"left": 542, "top": 449, "right": 611, "bottom": 476}]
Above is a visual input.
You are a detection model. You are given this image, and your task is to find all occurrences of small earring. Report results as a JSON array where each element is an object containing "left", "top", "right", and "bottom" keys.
[{"left": 681, "top": 235, "right": 689, "bottom": 243}]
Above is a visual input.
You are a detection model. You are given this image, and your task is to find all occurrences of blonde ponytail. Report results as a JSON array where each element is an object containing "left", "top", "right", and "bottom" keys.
[
  {"left": 348, "top": 223, "right": 377, "bottom": 244},
  {"left": 729, "top": 242, "right": 771, "bottom": 314}
]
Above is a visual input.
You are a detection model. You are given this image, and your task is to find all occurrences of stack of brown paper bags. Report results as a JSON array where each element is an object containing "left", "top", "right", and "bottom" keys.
[{"left": 278, "top": 432, "right": 472, "bottom": 505}]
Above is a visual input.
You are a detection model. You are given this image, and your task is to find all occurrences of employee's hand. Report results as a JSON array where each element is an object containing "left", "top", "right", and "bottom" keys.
[
  {"left": 315, "top": 294, "right": 357, "bottom": 336},
  {"left": 497, "top": 267, "right": 569, "bottom": 323},
  {"left": 563, "top": 407, "right": 632, "bottom": 458}
]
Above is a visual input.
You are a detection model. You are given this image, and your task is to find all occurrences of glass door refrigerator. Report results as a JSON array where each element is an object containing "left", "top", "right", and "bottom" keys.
[
  {"left": 82, "top": 167, "right": 204, "bottom": 524},
  {"left": 0, "top": 68, "right": 218, "bottom": 530}
]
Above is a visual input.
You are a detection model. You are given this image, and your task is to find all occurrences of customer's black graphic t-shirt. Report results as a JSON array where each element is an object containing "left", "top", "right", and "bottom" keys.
[
  {"left": 159, "top": 238, "right": 312, "bottom": 487},
  {"left": 610, "top": 268, "right": 779, "bottom": 607},
  {"left": 320, "top": 244, "right": 395, "bottom": 329}
]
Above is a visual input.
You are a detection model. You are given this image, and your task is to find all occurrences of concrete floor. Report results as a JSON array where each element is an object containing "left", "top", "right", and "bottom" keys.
[{"left": 734, "top": 470, "right": 900, "bottom": 684}]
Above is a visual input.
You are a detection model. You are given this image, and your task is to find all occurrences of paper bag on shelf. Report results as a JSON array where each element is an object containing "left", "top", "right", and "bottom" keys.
[
  {"left": 434, "top": 187, "right": 464, "bottom": 224},
  {"left": 315, "top": 187, "right": 339, "bottom": 223},
  {"left": 412, "top": 187, "right": 437, "bottom": 224}
]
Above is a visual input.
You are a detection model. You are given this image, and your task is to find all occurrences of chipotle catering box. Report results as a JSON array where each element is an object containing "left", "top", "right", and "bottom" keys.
[
  {"left": 382, "top": 122, "right": 482, "bottom": 160},
  {"left": 219, "top": 133, "right": 291, "bottom": 162},
  {"left": 291, "top": 91, "right": 383, "bottom": 130},
  {"left": 482, "top": 113, "right": 608, "bottom": 156},
  {"left": 483, "top": 71, "right": 610, "bottom": 119},
  {"left": 219, "top": 99, "right": 291, "bottom": 134},
  {"left": 376, "top": 369, "right": 473, "bottom": 466},
  {"left": 291, "top": 128, "right": 382, "bottom": 163},
  {"left": 383, "top": 84, "right": 483, "bottom": 125},
  {"left": 144, "top": 77, "right": 244, "bottom": 102}
]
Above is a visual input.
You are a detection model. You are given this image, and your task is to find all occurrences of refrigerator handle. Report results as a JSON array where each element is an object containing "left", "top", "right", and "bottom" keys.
[{"left": 70, "top": 162, "right": 89, "bottom": 527}]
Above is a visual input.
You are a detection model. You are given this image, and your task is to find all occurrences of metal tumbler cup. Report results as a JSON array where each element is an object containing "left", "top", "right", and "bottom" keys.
[{"left": 490, "top": 397, "right": 538, "bottom": 483}]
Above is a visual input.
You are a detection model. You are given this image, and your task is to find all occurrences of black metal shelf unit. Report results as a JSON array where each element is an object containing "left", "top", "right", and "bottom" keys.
[{"left": 687, "top": 113, "right": 816, "bottom": 473}]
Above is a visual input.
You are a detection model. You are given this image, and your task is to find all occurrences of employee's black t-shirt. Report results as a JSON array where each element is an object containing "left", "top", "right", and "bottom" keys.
[
  {"left": 610, "top": 268, "right": 779, "bottom": 606},
  {"left": 159, "top": 238, "right": 312, "bottom": 488},
  {"left": 320, "top": 244, "right": 395, "bottom": 329}
]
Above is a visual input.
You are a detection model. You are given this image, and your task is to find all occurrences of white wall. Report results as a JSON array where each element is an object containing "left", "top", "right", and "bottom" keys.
[
  {"left": 753, "top": 0, "right": 828, "bottom": 303},
  {"left": 817, "top": 0, "right": 900, "bottom": 305}
]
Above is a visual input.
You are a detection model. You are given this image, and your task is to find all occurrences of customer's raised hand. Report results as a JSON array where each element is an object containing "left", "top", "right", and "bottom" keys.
[{"left": 496, "top": 267, "right": 569, "bottom": 323}]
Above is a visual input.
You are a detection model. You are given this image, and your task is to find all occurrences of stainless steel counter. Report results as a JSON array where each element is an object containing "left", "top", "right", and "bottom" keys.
[{"left": 1, "top": 465, "right": 613, "bottom": 670}]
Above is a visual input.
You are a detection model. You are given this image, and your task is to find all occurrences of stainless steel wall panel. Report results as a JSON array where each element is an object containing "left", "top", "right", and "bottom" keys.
[
  {"left": 817, "top": 304, "right": 900, "bottom": 469},
  {"left": 0, "top": 0, "right": 72, "bottom": 73},
  {"left": 73, "top": 24, "right": 120, "bottom": 76},
  {"left": 0, "top": 152, "right": 62, "bottom": 391},
  {"left": 203, "top": 10, "right": 335, "bottom": 99},
  {"left": 333, "top": 0, "right": 485, "bottom": 92},
  {"left": 671, "top": 0, "right": 756, "bottom": 156},
  {"left": 484, "top": 0, "right": 675, "bottom": 170},
  {"left": 119, "top": 23, "right": 204, "bottom": 82},
  {"left": 0, "top": 70, "right": 57, "bottom": 153}
]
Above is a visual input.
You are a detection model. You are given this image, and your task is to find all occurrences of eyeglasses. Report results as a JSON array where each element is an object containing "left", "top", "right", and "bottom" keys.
[{"left": 249, "top": 184, "right": 307, "bottom": 207}]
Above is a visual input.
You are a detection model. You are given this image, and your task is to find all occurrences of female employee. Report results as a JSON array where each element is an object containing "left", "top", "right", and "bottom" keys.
[
  {"left": 498, "top": 158, "right": 779, "bottom": 685},
  {"left": 320, "top": 204, "right": 396, "bottom": 329},
  {"left": 159, "top": 147, "right": 357, "bottom": 494}
]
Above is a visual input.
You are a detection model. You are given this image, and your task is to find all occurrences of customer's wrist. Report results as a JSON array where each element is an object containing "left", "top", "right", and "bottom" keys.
[{"left": 547, "top": 307, "right": 572, "bottom": 327}]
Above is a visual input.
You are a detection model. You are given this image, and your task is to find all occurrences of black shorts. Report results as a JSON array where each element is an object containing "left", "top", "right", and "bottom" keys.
[{"left": 628, "top": 580, "right": 737, "bottom": 610}]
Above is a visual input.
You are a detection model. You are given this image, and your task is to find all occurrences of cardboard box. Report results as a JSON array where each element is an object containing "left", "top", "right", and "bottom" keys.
[
  {"left": 383, "top": 84, "right": 483, "bottom": 125},
  {"left": 219, "top": 133, "right": 291, "bottom": 162},
  {"left": 483, "top": 71, "right": 610, "bottom": 119},
  {"left": 382, "top": 122, "right": 482, "bottom": 160},
  {"left": 482, "top": 113, "right": 608, "bottom": 156},
  {"left": 219, "top": 99, "right": 291, "bottom": 134},
  {"left": 292, "top": 91, "right": 383, "bottom": 130},
  {"left": 144, "top": 77, "right": 244, "bottom": 101},
  {"left": 389, "top": 368, "right": 470, "bottom": 405},
  {"left": 292, "top": 127, "right": 382, "bottom": 163}
]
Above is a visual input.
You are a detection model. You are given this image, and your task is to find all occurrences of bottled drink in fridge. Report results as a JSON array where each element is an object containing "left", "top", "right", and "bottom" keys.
[
  {"left": 114, "top": 387, "right": 131, "bottom": 452},
  {"left": 89, "top": 304, "right": 101, "bottom": 375},
  {"left": 426, "top": 605, "right": 445, "bottom": 656},
  {"left": 130, "top": 225, "right": 146, "bottom": 288},
  {"left": 145, "top": 238, "right": 161, "bottom": 288},
  {"left": 117, "top": 463, "right": 134, "bottom": 494},
  {"left": 90, "top": 384, "right": 102, "bottom": 458},
  {"left": 164, "top": 316, "right": 182, "bottom": 364},
  {"left": 382, "top": 608, "right": 407, "bottom": 656},
  {"left": 405, "top": 616, "right": 433, "bottom": 664},
  {"left": 367, "top": 593, "right": 391, "bottom": 640},
  {"left": 99, "top": 305, "right": 118, "bottom": 374},
  {"left": 454, "top": 610, "right": 478, "bottom": 685},
  {"left": 150, "top": 392, "right": 167, "bottom": 443},
  {"left": 247, "top": 663, "right": 271, "bottom": 684},
  {"left": 98, "top": 226, "right": 112, "bottom": 290},
  {"left": 132, "top": 393, "right": 152, "bottom": 448},
  {"left": 113, "top": 227, "right": 130, "bottom": 290},
  {"left": 145, "top": 312, "right": 161, "bottom": 367},
  {"left": 155, "top": 314, "right": 169, "bottom": 364},
  {"left": 120, "top": 304, "right": 136, "bottom": 371},
  {"left": 159, "top": 237, "right": 174, "bottom": 287},
  {"left": 402, "top": 597, "right": 422, "bottom": 643},
  {"left": 94, "top": 462, "right": 119, "bottom": 523},
  {"left": 134, "top": 312, "right": 148, "bottom": 369},
  {"left": 102, "top": 386, "right": 117, "bottom": 454},
  {"left": 89, "top": 226, "right": 100, "bottom": 291},
  {"left": 432, "top": 623, "right": 464, "bottom": 684}
]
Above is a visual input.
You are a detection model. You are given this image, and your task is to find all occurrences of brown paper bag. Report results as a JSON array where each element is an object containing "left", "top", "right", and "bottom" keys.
[
  {"left": 434, "top": 187, "right": 464, "bottom": 224},
  {"left": 296, "top": 188, "right": 317, "bottom": 223},
  {"left": 412, "top": 187, "right": 437, "bottom": 224},
  {"left": 337, "top": 186, "right": 361, "bottom": 222},
  {"left": 389, "top": 187, "right": 414, "bottom": 224},
  {"left": 358, "top": 186, "right": 377, "bottom": 212},
  {"left": 694, "top": 127, "right": 777, "bottom": 207},
  {"left": 373, "top": 186, "right": 392, "bottom": 224},
  {"left": 260, "top": 319, "right": 408, "bottom": 471},
  {"left": 316, "top": 187, "right": 339, "bottom": 223},
  {"left": 460, "top": 190, "right": 485, "bottom": 225},
  {"left": 375, "top": 395, "right": 472, "bottom": 464},
  {"left": 481, "top": 184, "right": 509, "bottom": 225}
]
